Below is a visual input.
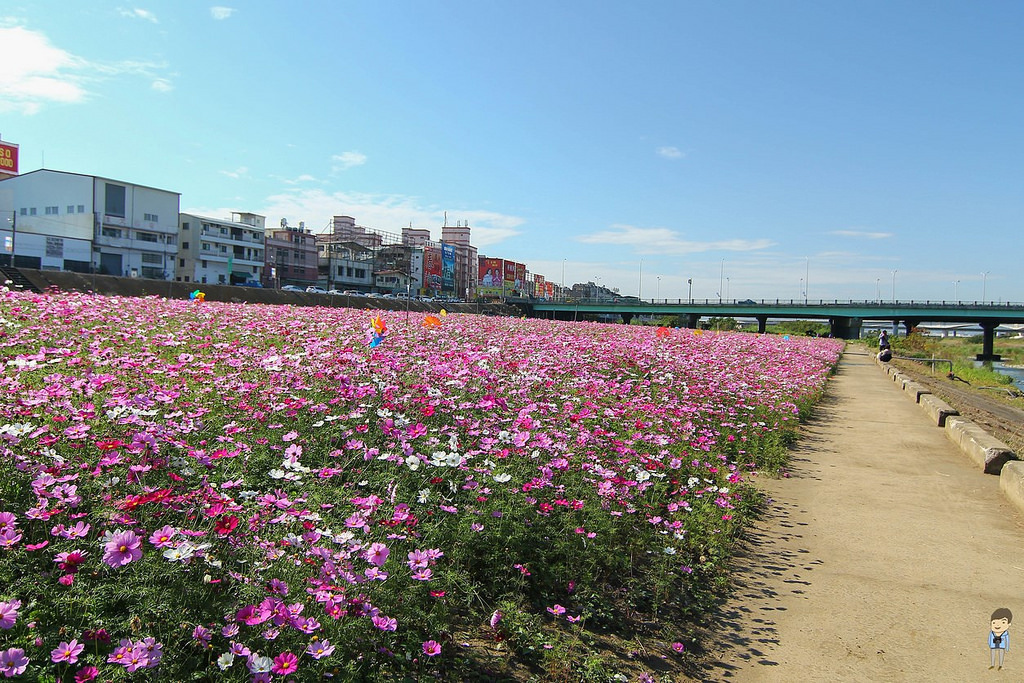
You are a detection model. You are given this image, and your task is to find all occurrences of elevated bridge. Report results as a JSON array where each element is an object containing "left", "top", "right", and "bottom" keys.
[{"left": 507, "top": 298, "right": 1024, "bottom": 361}]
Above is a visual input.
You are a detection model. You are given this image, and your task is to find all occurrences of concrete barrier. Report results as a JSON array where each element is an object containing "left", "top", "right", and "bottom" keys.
[
  {"left": 919, "top": 394, "right": 958, "bottom": 427},
  {"left": 1000, "top": 462, "right": 1024, "bottom": 517},
  {"left": 944, "top": 416, "right": 1016, "bottom": 475},
  {"left": 901, "top": 380, "right": 930, "bottom": 403}
]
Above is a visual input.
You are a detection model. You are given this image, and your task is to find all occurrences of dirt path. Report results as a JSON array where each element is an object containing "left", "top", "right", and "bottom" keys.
[{"left": 697, "top": 349, "right": 1024, "bottom": 681}]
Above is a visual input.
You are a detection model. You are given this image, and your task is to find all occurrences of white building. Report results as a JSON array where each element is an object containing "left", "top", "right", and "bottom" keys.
[
  {"left": 178, "top": 212, "right": 265, "bottom": 285},
  {"left": 0, "top": 169, "right": 179, "bottom": 278}
]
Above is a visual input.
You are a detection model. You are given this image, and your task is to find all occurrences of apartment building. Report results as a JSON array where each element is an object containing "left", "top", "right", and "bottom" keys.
[
  {"left": 263, "top": 220, "right": 319, "bottom": 288},
  {"left": 0, "top": 169, "right": 179, "bottom": 277},
  {"left": 178, "top": 211, "right": 265, "bottom": 285}
]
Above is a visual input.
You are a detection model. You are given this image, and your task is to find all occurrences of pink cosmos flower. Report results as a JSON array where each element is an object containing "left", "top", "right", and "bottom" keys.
[
  {"left": 74, "top": 664, "right": 99, "bottom": 682},
  {"left": 0, "top": 600, "right": 21, "bottom": 630},
  {"left": 671, "top": 641, "right": 685, "bottom": 653},
  {"left": 371, "top": 615, "right": 397, "bottom": 631},
  {"left": 489, "top": 610, "right": 503, "bottom": 629},
  {"left": 51, "top": 639, "right": 85, "bottom": 664},
  {"left": 271, "top": 651, "right": 298, "bottom": 675},
  {"left": 102, "top": 529, "right": 143, "bottom": 567},
  {"left": 546, "top": 604, "right": 566, "bottom": 616},
  {"left": 305, "top": 639, "right": 335, "bottom": 659},
  {"left": 0, "top": 528, "right": 22, "bottom": 548},
  {"left": 0, "top": 647, "right": 29, "bottom": 677},
  {"left": 364, "top": 542, "right": 389, "bottom": 567},
  {"left": 148, "top": 525, "right": 177, "bottom": 548},
  {"left": 422, "top": 640, "right": 441, "bottom": 657}
]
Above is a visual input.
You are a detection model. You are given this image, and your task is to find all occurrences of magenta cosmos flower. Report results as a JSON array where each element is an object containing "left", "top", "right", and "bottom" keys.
[
  {"left": 0, "top": 600, "right": 21, "bottom": 630},
  {"left": 103, "top": 530, "right": 143, "bottom": 567},
  {"left": 422, "top": 640, "right": 441, "bottom": 657},
  {"left": 0, "top": 647, "right": 29, "bottom": 677},
  {"left": 271, "top": 651, "right": 298, "bottom": 675},
  {"left": 51, "top": 639, "right": 85, "bottom": 664}
]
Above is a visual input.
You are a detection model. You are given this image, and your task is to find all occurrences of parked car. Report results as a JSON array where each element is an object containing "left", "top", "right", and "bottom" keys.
[
  {"left": 342, "top": 290, "right": 363, "bottom": 296},
  {"left": 281, "top": 285, "right": 305, "bottom": 292},
  {"left": 237, "top": 280, "right": 263, "bottom": 288},
  {"left": 306, "top": 286, "right": 327, "bottom": 294},
  {"left": 326, "top": 289, "right": 344, "bottom": 295}
]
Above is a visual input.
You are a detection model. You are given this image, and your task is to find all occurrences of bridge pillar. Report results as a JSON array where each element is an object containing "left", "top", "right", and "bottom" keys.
[
  {"left": 684, "top": 313, "right": 700, "bottom": 329},
  {"left": 976, "top": 321, "right": 1002, "bottom": 361},
  {"left": 829, "top": 316, "right": 861, "bottom": 340},
  {"left": 756, "top": 315, "right": 768, "bottom": 333},
  {"left": 620, "top": 313, "right": 633, "bottom": 325},
  {"left": 902, "top": 319, "right": 922, "bottom": 336}
]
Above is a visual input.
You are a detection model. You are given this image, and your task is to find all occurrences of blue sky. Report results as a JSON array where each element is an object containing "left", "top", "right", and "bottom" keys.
[{"left": 3, "top": 2, "right": 1022, "bottom": 302}]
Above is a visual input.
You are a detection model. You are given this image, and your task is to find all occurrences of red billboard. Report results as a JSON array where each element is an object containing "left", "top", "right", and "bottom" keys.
[
  {"left": 423, "top": 245, "right": 442, "bottom": 293},
  {"left": 478, "top": 257, "right": 504, "bottom": 296},
  {"left": 514, "top": 263, "right": 526, "bottom": 294},
  {"left": 0, "top": 141, "right": 18, "bottom": 175}
]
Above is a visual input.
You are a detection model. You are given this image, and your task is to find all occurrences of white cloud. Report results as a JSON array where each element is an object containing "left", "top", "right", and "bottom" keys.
[
  {"left": 185, "top": 188, "right": 524, "bottom": 246},
  {"left": 210, "top": 7, "right": 236, "bottom": 20},
  {"left": 656, "top": 146, "right": 684, "bottom": 159},
  {"left": 0, "top": 26, "right": 88, "bottom": 114},
  {"left": 282, "top": 174, "right": 318, "bottom": 185},
  {"left": 829, "top": 229, "right": 893, "bottom": 240},
  {"left": 331, "top": 151, "right": 367, "bottom": 171},
  {"left": 119, "top": 8, "right": 158, "bottom": 23},
  {"left": 0, "top": 25, "right": 172, "bottom": 114},
  {"left": 579, "top": 224, "right": 774, "bottom": 255},
  {"left": 220, "top": 166, "right": 249, "bottom": 179}
]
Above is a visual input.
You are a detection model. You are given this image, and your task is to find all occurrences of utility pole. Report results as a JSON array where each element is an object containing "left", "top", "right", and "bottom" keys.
[
  {"left": 4, "top": 211, "right": 14, "bottom": 267},
  {"left": 687, "top": 278, "right": 692, "bottom": 303}
]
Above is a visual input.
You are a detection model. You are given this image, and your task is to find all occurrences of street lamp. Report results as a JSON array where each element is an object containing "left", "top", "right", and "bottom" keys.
[
  {"left": 805, "top": 256, "right": 810, "bottom": 304},
  {"left": 891, "top": 269, "right": 897, "bottom": 302},
  {"left": 687, "top": 278, "right": 692, "bottom": 302},
  {"left": 875, "top": 278, "right": 880, "bottom": 303},
  {"left": 982, "top": 271, "right": 989, "bottom": 303},
  {"left": 638, "top": 259, "right": 643, "bottom": 301},
  {"left": 719, "top": 259, "right": 724, "bottom": 304},
  {"left": 656, "top": 275, "right": 661, "bottom": 301},
  {"left": 726, "top": 276, "right": 730, "bottom": 301},
  {"left": 561, "top": 258, "right": 565, "bottom": 297},
  {"left": 954, "top": 279, "right": 959, "bottom": 303}
]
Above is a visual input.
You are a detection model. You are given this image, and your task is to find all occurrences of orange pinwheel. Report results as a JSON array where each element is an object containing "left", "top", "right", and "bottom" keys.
[{"left": 422, "top": 315, "right": 441, "bottom": 328}]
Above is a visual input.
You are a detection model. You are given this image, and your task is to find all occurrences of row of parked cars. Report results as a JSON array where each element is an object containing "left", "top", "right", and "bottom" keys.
[{"left": 276, "top": 285, "right": 464, "bottom": 303}]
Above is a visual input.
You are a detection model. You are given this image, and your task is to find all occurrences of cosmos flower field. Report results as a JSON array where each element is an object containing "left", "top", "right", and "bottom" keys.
[{"left": 0, "top": 288, "right": 843, "bottom": 681}]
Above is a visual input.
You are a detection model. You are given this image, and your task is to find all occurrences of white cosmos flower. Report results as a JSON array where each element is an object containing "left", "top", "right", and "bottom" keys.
[{"left": 493, "top": 473, "right": 512, "bottom": 483}]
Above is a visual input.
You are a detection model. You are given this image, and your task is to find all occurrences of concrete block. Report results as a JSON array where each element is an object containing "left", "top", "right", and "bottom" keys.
[
  {"left": 901, "top": 380, "right": 930, "bottom": 403},
  {"left": 1000, "top": 462, "right": 1024, "bottom": 517},
  {"left": 944, "top": 417, "right": 1016, "bottom": 474},
  {"left": 919, "top": 394, "right": 958, "bottom": 427}
]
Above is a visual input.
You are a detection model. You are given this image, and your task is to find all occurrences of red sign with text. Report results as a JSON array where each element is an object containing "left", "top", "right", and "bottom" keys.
[{"left": 0, "top": 141, "right": 18, "bottom": 174}]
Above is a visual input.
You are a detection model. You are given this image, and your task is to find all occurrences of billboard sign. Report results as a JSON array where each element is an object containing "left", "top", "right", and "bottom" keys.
[
  {"left": 0, "top": 141, "right": 18, "bottom": 175},
  {"left": 478, "top": 257, "right": 504, "bottom": 297},
  {"left": 424, "top": 245, "right": 442, "bottom": 292},
  {"left": 441, "top": 243, "right": 456, "bottom": 293}
]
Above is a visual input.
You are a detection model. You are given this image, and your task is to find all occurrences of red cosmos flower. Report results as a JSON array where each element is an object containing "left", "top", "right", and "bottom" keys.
[
  {"left": 95, "top": 439, "right": 128, "bottom": 451},
  {"left": 214, "top": 515, "right": 239, "bottom": 536}
]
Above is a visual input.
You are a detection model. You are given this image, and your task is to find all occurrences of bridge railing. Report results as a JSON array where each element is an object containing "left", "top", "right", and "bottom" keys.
[{"left": 521, "top": 297, "right": 1024, "bottom": 308}]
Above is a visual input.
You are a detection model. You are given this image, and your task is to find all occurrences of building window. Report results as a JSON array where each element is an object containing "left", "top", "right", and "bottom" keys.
[
  {"left": 202, "top": 243, "right": 210, "bottom": 250},
  {"left": 19, "top": 208, "right": 26, "bottom": 216},
  {"left": 77, "top": 205, "right": 85, "bottom": 213},
  {"left": 67, "top": 205, "right": 75, "bottom": 214},
  {"left": 179, "top": 259, "right": 185, "bottom": 267},
  {"left": 201, "top": 261, "right": 207, "bottom": 268},
  {"left": 104, "top": 184, "right": 126, "bottom": 218},
  {"left": 45, "top": 206, "right": 58, "bottom": 215},
  {"left": 182, "top": 242, "right": 189, "bottom": 249},
  {"left": 29, "top": 208, "right": 36, "bottom": 216},
  {"left": 144, "top": 213, "right": 158, "bottom": 222},
  {"left": 102, "top": 227, "right": 122, "bottom": 238},
  {"left": 136, "top": 232, "right": 159, "bottom": 243},
  {"left": 141, "top": 252, "right": 162, "bottom": 264},
  {"left": 182, "top": 222, "right": 190, "bottom": 230}
]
